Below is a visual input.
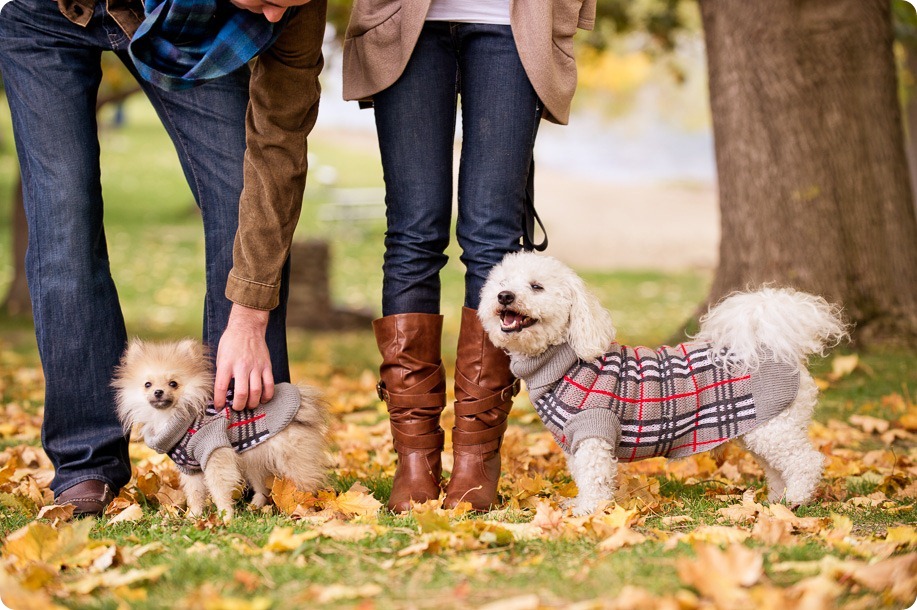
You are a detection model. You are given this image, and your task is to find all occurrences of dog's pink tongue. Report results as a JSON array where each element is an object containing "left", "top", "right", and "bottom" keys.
[{"left": 503, "top": 311, "right": 519, "bottom": 326}]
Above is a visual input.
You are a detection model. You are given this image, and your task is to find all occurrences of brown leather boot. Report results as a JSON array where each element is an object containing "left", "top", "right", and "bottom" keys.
[
  {"left": 374, "top": 313, "right": 446, "bottom": 512},
  {"left": 443, "top": 307, "right": 519, "bottom": 511}
]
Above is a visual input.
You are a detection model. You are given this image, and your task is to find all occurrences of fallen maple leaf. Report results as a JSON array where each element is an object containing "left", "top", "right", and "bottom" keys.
[
  {"left": 328, "top": 483, "right": 382, "bottom": 517},
  {"left": 751, "top": 515, "right": 794, "bottom": 546},
  {"left": 596, "top": 526, "right": 647, "bottom": 551},
  {"left": 676, "top": 543, "right": 763, "bottom": 607},
  {"left": 848, "top": 414, "right": 890, "bottom": 435},
  {"left": 837, "top": 553, "right": 917, "bottom": 603},
  {"left": 886, "top": 526, "right": 917, "bottom": 549},
  {"left": 308, "top": 583, "right": 383, "bottom": 603},
  {"left": 827, "top": 354, "right": 859, "bottom": 381},
  {"left": 66, "top": 565, "right": 168, "bottom": 596},
  {"left": 270, "top": 477, "right": 318, "bottom": 515},
  {"left": 530, "top": 499, "right": 564, "bottom": 534},
  {"left": 0, "top": 568, "right": 67, "bottom": 610},
  {"left": 36, "top": 504, "right": 74, "bottom": 523},
  {"left": 2, "top": 519, "right": 93, "bottom": 570},
  {"left": 669, "top": 525, "right": 751, "bottom": 548},
  {"left": 107, "top": 503, "right": 143, "bottom": 524}
]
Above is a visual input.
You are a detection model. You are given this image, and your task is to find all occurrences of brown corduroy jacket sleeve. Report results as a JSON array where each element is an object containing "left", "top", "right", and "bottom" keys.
[{"left": 226, "top": 0, "right": 326, "bottom": 310}]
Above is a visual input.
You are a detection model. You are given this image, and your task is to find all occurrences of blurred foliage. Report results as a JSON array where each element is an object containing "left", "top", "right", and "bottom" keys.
[
  {"left": 894, "top": 0, "right": 917, "bottom": 47},
  {"left": 326, "top": 0, "right": 696, "bottom": 53},
  {"left": 589, "top": 0, "right": 691, "bottom": 53}
]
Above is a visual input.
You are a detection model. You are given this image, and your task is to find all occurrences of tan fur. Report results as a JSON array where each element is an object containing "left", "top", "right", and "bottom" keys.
[{"left": 113, "top": 338, "right": 330, "bottom": 522}]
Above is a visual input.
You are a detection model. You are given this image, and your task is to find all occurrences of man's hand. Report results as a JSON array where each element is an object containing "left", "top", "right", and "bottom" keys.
[{"left": 215, "top": 304, "right": 273, "bottom": 411}]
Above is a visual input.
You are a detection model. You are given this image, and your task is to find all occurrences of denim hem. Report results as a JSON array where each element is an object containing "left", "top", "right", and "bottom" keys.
[{"left": 54, "top": 474, "right": 121, "bottom": 498}]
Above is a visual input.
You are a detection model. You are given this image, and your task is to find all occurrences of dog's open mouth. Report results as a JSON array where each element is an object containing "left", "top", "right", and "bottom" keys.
[
  {"left": 500, "top": 308, "right": 537, "bottom": 333},
  {"left": 149, "top": 399, "right": 173, "bottom": 410}
]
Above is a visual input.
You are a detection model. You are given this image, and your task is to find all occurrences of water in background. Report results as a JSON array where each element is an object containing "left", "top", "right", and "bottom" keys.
[{"left": 317, "top": 37, "right": 716, "bottom": 186}]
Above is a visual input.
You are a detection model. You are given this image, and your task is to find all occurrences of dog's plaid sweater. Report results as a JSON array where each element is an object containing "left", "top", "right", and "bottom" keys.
[
  {"left": 144, "top": 383, "right": 301, "bottom": 474},
  {"left": 510, "top": 342, "right": 799, "bottom": 459}
]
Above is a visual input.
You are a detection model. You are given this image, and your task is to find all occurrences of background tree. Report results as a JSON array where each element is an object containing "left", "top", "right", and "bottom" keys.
[
  {"left": 2, "top": 56, "right": 139, "bottom": 317},
  {"left": 698, "top": 0, "right": 917, "bottom": 347}
]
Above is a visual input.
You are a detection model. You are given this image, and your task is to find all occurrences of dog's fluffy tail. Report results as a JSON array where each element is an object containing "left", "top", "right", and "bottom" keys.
[{"left": 694, "top": 287, "right": 848, "bottom": 373}]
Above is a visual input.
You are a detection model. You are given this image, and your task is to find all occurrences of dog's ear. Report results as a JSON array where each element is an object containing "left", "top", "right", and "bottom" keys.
[
  {"left": 176, "top": 338, "right": 205, "bottom": 361},
  {"left": 565, "top": 276, "right": 616, "bottom": 361},
  {"left": 123, "top": 338, "right": 145, "bottom": 363}
]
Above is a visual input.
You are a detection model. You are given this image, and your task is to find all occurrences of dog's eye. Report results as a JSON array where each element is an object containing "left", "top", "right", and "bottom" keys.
[
  {"left": 144, "top": 382, "right": 152, "bottom": 389},
  {"left": 530, "top": 283, "right": 544, "bottom": 292},
  {"left": 169, "top": 381, "right": 179, "bottom": 389}
]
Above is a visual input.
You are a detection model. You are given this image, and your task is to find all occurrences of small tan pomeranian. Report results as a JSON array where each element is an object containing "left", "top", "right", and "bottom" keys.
[{"left": 112, "top": 338, "right": 329, "bottom": 521}]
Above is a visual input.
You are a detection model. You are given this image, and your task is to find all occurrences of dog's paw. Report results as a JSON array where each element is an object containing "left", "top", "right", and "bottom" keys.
[
  {"left": 570, "top": 497, "right": 599, "bottom": 517},
  {"left": 218, "top": 507, "right": 234, "bottom": 524},
  {"left": 559, "top": 496, "right": 577, "bottom": 510},
  {"left": 250, "top": 492, "right": 270, "bottom": 509}
]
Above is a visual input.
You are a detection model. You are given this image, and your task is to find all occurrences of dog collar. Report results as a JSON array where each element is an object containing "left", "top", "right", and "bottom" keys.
[{"left": 509, "top": 342, "right": 579, "bottom": 403}]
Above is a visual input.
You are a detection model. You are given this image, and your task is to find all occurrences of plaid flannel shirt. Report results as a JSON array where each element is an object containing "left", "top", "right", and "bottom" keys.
[
  {"left": 514, "top": 342, "right": 800, "bottom": 458},
  {"left": 128, "top": 0, "right": 290, "bottom": 90}
]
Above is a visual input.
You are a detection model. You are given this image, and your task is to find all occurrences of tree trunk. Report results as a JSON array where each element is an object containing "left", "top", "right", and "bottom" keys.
[
  {"left": 904, "top": 45, "right": 917, "bottom": 211},
  {"left": 699, "top": 0, "right": 917, "bottom": 347},
  {"left": 2, "top": 85, "right": 142, "bottom": 319},
  {"left": 2, "top": 177, "right": 30, "bottom": 317}
]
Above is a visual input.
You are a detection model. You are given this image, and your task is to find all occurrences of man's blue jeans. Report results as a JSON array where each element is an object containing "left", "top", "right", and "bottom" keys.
[
  {"left": 373, "top": 22, "right": 542, "bottom": 315},
  {"left": 0, "top": 0, "right": 290, "bottom": 495}
]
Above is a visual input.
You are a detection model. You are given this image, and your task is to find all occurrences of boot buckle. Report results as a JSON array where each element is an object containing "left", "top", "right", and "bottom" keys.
[
  {"left": 500, "top": 379, "right": 522, "bottom": 401},
  {"left": 376, "top": 380, "right": 389, "bottom": 402}
]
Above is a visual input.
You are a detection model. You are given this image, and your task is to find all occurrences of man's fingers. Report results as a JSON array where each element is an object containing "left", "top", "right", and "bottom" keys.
[
  {"left": 261, "top": 374, "right": 275, "bottom": 404},
  {"left": 232, "top": 373, "right": 249, "bottom": 412},
  {"left": 214, "top": 367, "right": 232, "bottom": 409},
  {"left": 247, "top": 371, "right": 263, "bottom": 409}
]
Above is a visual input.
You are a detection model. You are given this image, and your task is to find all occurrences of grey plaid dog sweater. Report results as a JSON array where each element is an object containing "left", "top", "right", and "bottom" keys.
[
  {"left": 510, "top": 342, "right": 800, "bottom": 459},
  {"left": 143, "top": 383, "right": 301, "bottom": 474}
]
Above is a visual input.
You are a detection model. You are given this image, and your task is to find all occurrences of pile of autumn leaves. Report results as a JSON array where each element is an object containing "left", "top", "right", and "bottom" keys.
[{"left": 1, "top": 358, "right": 917, "bottom": 609}]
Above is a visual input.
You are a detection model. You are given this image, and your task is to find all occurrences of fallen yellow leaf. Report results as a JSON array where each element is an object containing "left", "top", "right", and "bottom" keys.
[{"left": 107, "top": 503, "right": 143, "bottom": 524}]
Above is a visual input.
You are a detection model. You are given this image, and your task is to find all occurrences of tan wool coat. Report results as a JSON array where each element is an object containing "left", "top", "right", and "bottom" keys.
[{"left": 342, "top": 0, "right": 596, "bottom": 125}]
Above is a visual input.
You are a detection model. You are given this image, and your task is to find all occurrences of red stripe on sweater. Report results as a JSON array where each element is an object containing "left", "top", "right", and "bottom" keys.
[
  {"left": 574, "top": 353, "right": 605, "bottom": 411},
  {"left": 228, "top": 412, "right": 267, "bottom": 428},
  {"left": 667, "top": 435, "right": 728, "bottom": 453},
  {"left": 630, "top": 346, "right": 646, "bottom": 461},
  {"left": 680, "top": 344, "right": 702, "bottom": 452}
]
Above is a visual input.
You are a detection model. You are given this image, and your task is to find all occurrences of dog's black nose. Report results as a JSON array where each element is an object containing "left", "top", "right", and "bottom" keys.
[
  {"left": 498, "top": 291, "right": 515, "bottom": 306},
  {"left": 154, "top": 389, "right": 163, "bottom": 399}
]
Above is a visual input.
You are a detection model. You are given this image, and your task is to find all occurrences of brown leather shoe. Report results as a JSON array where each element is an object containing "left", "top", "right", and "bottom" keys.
[
  {"left": 55, "top": 479, "right": 116, "bottom": 516},
  {"left": 443, "top": 307, "right": 518, "bottom": 511},
  {"left": 374, "top": 313, "right": 446, "bottom": 512}
]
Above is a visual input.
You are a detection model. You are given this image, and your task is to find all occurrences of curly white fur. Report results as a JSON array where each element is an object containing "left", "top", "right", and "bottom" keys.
[
  {"left": 478, "top": 252, "right": 848, "bottom": 515},
  {"left": 478, "top": 252, "right": 616, "bottom": 361},
  {"left": 694, "top": 287, "right": 848, "bottom": 375}
]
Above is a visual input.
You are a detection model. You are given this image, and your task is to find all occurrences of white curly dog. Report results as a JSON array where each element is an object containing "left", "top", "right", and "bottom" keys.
[{"left": 479, "top": 252, "right": 847, "bottom": 515}]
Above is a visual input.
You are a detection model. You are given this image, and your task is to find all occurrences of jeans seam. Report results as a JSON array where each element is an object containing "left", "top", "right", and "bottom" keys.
[{"left": 141, "top": 84, "right": 213, "bottom": 338}]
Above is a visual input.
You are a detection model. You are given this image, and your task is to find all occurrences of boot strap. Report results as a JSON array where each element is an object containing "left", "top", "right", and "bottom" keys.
[
  {"left": 377, "top": 363, "right": 446, "bottom": 408},
  {"left": 392, "top": 426, "right": 444, "bottom": 450},
  {"left": 384, "top": 391, "right": 447, "bottom": 409},
  {"left": 452, "top": 420, "right": 508, "bottom": 452},
  {"left": 453, "top": 379, "right": 520, "bottom": 417}
]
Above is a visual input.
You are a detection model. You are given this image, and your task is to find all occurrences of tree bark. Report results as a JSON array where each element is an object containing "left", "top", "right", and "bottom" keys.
[
  {"left": 699, "top": 0, "right": 917, "bottom": 347},
  {"left": 904, "top": 44, "right": 917, "bottom": 211}
]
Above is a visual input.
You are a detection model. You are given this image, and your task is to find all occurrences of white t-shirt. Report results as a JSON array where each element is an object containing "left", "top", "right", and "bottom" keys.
[{"left": 425, "top": 0, "right": 511, "bottom": 25}]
